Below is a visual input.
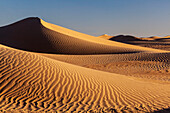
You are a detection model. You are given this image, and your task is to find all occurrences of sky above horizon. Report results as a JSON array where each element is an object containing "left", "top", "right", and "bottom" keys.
[{"left": 0, "top": 0, "right": 170, "bottom": 37}]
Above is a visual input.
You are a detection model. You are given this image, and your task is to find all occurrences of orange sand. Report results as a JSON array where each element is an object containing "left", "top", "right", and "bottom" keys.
[{"left": 0, "top": 17, "right": 170, "bottom": 112}]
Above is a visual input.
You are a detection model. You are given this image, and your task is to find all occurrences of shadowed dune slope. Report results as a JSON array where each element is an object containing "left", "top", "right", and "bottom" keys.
[
  {"left": 105, "top": 35, "right": 170, "bottom": 42},
  {"left": 0, "top": 17, "right": 168, "bottom": 54},
  {"left": 109, "top": 35, "right": 141, "bottom": 42},
  {"left": 0, "top": 45, "right": 170, "bottom": 112},
  {"left": 155, "top": 38, "right": 170, "bottom": 42}
]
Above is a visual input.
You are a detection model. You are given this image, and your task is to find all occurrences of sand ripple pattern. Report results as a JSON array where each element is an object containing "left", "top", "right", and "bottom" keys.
[
  {"left": 41, "top": 52, "right": 170, "bottom": 81},
  {"left": 0, "top": 46, "right": 170, "bottom": 112}
]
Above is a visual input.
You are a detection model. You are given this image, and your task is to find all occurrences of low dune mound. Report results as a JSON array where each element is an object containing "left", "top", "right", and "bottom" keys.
[
  {"left": 0, "top": 45, "right": 170, "bottom": 112},
  {"left": 109, "top": 35, "right": 141, "bottom": 42},
  {"left": 145, "top": 36, "right": 170, "bottom": 42},
  {"left": 107, "top": 35, "right": 170, "bottom": 41},
  {"left": 155, "top": 37, "right": 170, "bottom": 42},
  {"left": 164, "top": 35, "right": 170, "bottom": 38},
  {"left": 138, "top": 36, "right": 161, "bottom": 41},
  {"left": 146, "top": 36, "right": 161, "bottom": 40},
  {"left": 0, "top": 17, "right": 167, "bottom": 54},
  {"left": 98, "top": 34, "right": 113, "bottom": 39}
]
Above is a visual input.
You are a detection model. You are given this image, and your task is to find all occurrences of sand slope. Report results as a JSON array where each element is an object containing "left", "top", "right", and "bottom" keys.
[
  {"left": 0, "top": 45, "right": 170, "bottom": 113},
  {"left": 40, "top": 52, "right": 170, "bottom": 81},
  {"left": 0, "top": 17, "right": 168, "bottom": 54}
]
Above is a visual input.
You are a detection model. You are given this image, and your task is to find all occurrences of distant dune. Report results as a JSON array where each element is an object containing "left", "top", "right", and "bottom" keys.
[
  {"left": 101, "top": 34, "right": 170, "bottom": 41},
  {"left": 98, "top": 34, "right": 113, "bottom": 39},
  {"left": 100, "top": 34, "right": 170, "bottom": 51},
  {"left": 109, "top": 35, "right": 141, "bottom": 42},
  {"left": 0, "top": 17, "right": 170, "bottom": 112}
]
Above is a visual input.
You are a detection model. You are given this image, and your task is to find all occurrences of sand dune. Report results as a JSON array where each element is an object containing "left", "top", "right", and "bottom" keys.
[
  {"left": 109, "top": 35, "right": 141, "bottom": 42},
  {"left": 102, "top": 34, "right": 170, "bottom": 41},
  {"left": 143, "top": 36, "right": 161, "bottom": 40},
  {"left": 97, "top": 34, "right": 113, "bottom": 40},
  {"left": 101, "top": 34, "right": 170, "bottom": 51},
  {"left": 0, "top": 17, "right": 170, "bottom": 112},
  {"left": 0, "top": 17, "right": 168, "bottom": 54},
  {"left": 130, "top": 41, "right": 170, "bottom": 51},
  {"left": 0, "top": 45, "right": 170, "bottom": 113},
  {"left": 40, "top": 52, "right": 170, "bottom": 81}
]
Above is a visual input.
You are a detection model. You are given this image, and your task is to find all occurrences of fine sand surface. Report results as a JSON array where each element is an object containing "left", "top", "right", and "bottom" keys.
[
  {"left": 0, "top": 17, "right": 170, "bottom": 112},
  {"left": 40, "top": 53, "right": 170, "bottom": 82}
]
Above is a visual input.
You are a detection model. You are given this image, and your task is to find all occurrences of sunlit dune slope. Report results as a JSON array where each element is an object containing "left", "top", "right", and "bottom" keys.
[
  {"left": 95, "top": 34, "right": 113, "bottom": 40},
  {"left": 155, "top": 37, "right": 170, "bottom": 42},
  {"left": 40, "top": 52, "right": 170, "bottom": 81},
  {"left": 0, "top": 17, "right": 168, "bottom": 54},
  {"left": 0, "top": 45, "right": 170, "bottom": 112}
]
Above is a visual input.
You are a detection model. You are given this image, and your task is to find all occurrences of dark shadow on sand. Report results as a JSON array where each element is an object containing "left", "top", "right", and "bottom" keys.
[{"left": 152, "top": 108, "right": 170, "bottom": 113}]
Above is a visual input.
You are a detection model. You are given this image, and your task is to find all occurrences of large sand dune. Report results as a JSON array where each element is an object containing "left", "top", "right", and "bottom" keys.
[
  {"left": 0, "top": 17, "right": 168, "bottom": 54},
  {"left": 0, "top": 17, "right": 170, "bottom": 112}
]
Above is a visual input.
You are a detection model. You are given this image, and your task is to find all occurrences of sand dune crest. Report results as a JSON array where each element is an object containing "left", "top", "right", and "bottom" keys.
[{"left": 0, "top": 17, "right": 168, "bottom": 55}]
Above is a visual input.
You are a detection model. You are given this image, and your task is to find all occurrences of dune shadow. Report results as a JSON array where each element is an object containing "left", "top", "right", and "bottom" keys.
[
  {"left": 0, "top": 42, "right": 141, "bottom": 55},
  {"left": 109, "top": 35, "right": 170, "bottom": 44},
  {"left": 152, "top": 108, "right": 170, "bottom": 113},
  {"left": 0, "top": 18, "right": 145, "bottom": 55}
]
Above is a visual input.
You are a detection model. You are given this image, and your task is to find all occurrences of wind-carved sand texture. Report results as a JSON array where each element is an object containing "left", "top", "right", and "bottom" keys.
[
  {"left": 41, "top": 53, "right": 170, "bottom": 82},
  {"left": 0, "top": 17, "right": 170, "bottom": 112}
]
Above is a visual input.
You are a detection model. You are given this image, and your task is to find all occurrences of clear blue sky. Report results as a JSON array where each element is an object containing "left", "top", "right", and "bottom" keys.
[{"left": 0, "top": 0, "right": 170, "bottom": 37}]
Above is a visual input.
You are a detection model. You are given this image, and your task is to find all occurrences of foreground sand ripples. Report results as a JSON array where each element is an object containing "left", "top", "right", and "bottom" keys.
[{"left": 0, "top": 46, "right": 170, "bottom": 112}]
